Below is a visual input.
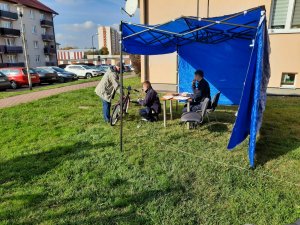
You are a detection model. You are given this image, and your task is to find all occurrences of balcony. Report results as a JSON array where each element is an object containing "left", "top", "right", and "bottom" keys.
[
  {"left": 0, "top": 28, "right": 20, "bottom": 37},
  {"left": 44, "top": 47, "right": 56, "bottom": 54},
  {"left": 0, "top": 45, "right": 23, "bottom": 54},
  {"left": 0, "top": 62, "right": 25, "bottom": 68},
  {"left": 42, "top": 34, "right": 55, "bottom": 42},
  {"left": 40, "top": 19, "right": 53, "bottom": 27},
  {"left": 46, "top": 62, "right": 57, "bottom": 66},
  {"left": 0, "top": 10, "right": 18, "bottom": 20}
]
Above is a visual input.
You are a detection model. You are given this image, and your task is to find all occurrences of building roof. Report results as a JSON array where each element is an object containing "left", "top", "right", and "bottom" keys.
[{"left": 8, "top": 0, "right": 58, "bottom": 15}]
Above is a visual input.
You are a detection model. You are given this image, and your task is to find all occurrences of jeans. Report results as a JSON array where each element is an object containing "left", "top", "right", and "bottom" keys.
[
  {"left": 101, "top": 99, "right": 111, "bottom": 122},
  {"left": 140, "top": 107, "right": 157, "bottom": 122}
]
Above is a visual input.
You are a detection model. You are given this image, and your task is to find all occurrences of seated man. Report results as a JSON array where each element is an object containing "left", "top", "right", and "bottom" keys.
[
  {"left": 183, "top": 69, "right": 211, "bottom": 112},
  {"left": 138, "top": 81, "right": 161, "bottom": 122}
]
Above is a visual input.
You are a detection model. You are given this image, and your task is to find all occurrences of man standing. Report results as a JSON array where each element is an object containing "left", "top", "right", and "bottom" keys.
[
  {"left": 183, "top": 69, "right": 211, "bottom": 112},
  {"left": 95, "top": 63, "right": 121, "bottom": 123}
]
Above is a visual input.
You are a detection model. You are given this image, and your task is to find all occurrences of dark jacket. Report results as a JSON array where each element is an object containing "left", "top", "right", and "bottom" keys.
[
  {"left": 192, "top": 78, "right": 211, "bottom": 103},
  {"left": 139, "top": 88, "right": 161, "bottom": 114}
]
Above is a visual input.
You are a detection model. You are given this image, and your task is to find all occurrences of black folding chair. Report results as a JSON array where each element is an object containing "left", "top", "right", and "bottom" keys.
[
  {"left": 180, "top": 98, "right": 211, "bottom": 128},
  {"left": 206, "top": 92, "right": 221, "bottom": 122},
  {"left": 196, "top": 92, "right": 221, "bottom": 123}
]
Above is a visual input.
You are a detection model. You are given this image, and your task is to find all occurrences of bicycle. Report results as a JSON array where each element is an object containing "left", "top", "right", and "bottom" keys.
[{"left": 110, "top": 86, "right": 139, "bottom": 126}]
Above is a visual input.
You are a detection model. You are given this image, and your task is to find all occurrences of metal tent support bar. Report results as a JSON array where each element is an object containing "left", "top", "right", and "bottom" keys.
[{"left": 123, "top": 6, "right": 263, "bottom": 43}]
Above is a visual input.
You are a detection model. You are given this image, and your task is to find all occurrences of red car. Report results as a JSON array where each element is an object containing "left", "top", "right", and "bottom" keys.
[{"left": 0, "top": 67, "right": 40, "bottom": 89}]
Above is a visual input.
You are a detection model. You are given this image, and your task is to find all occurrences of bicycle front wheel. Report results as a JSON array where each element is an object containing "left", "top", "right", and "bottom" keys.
[
  {"left": 124, "top": 97, "right": 130, "bottom": 114},
  {"left": 110, "top": 104, "right": 121, "bottom": 126}
]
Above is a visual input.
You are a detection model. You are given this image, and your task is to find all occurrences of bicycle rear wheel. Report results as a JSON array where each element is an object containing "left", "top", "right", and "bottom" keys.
[{"left": 110, "top": 104, "right": 121, "bottom": 126}]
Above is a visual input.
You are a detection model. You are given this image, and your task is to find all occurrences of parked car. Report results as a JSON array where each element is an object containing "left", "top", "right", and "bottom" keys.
[
  {"left": 34, "top": 68, "right": 59, "bottom": 84},
  {"left": 0, "top": 67, "right": 40, "bottom": 89},
  {"left": 65, "top": 65, "right": 102, "bottom": 79},
  {"left": 100, "top": 65, "right": 113, "bottom": 73},
  {"left": 90, "top": 65, "right": 106, "bottom": 75},
  {"left": 58, "top": 64, "right": 69, "bottom": 69},
  {"left": 38, "top": 66, "right": 78, "bottom": 83},
  {"left": 125, "top": 64, "right": 134, "bottom": 72},
  {"left": 0, "top": 71, "right": 11, "bottom": 91}
]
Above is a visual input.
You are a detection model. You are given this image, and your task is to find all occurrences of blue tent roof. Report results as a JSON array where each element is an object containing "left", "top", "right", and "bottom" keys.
[{"left": 121, "top": 6, "right": 271, "bottom": 167}]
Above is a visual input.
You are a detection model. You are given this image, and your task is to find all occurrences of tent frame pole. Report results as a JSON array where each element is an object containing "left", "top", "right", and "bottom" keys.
[
  {"left": 123, "top": 7, "right": 260, "bottom": 41},
  {"left": 119, "top": 21, "right": 124, "bottom": 152}
]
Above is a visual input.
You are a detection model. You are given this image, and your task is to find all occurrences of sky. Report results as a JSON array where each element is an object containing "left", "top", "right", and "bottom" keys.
[{"left": 40, "top": 0, "right": 140, "bottom": 49}]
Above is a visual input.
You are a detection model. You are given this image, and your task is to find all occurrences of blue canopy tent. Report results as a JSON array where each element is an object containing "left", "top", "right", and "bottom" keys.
[{"left": 119, "top": 6, "right": 271, "bottom": 167}]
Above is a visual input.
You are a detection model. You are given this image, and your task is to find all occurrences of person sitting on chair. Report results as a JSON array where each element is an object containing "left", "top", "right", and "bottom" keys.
[
  {"left": 138, "top": 81, "right": 161, "bottom": 122},
  {"left": 183, "top": 69, "right": 211, "bottom": 112}
]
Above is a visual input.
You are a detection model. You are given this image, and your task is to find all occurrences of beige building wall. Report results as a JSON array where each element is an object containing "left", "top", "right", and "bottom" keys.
[
  {"left": 0, "top": 0, "right": 57, "bottom": 68},
  {"left": 139, "top": 0, "right": 300, "bottom": 93},
  {"left": 98, "top": 26, "right": 120, "bottom": 55}
]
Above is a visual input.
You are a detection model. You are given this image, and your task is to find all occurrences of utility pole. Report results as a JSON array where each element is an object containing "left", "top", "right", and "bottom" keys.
[
  {"left": 17, "top": 6, "right": 32, "bottom": 90},
  {"left": 92, "top": 33, "right": 98, "bottom": 64}
]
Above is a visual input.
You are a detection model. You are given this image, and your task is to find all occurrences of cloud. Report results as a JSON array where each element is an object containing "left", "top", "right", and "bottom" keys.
[{"left": 59, "top": 21, "right": 97, "bottom": 32}]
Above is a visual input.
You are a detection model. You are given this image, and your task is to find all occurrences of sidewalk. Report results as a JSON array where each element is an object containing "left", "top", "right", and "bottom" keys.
[{"left": 0, "top": 75, "right": 136, "bottom": 109}]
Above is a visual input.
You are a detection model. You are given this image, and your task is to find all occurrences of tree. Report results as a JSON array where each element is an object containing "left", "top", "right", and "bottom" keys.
[
  {"left": 129, "top": 54, "right": 141, "bottom": 75},
  {"left": 100, "top": 46, "right": 109, "bottom": 55}
]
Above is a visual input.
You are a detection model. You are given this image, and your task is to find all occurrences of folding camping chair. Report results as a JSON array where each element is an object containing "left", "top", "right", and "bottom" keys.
[
  {"left": 197, "top": 92, "right": 221, "bottom": 123},
  {"left": 180, "top": 98, "right": 211, "bottom": 129}
]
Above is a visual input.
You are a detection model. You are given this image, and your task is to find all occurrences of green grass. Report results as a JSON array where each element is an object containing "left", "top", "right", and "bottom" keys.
[
  {"left": 0, "top": 76, "right": 299, "bottom": 225},
  {"left": 0, "top": 72, "right": 135, "bottom": 100}
]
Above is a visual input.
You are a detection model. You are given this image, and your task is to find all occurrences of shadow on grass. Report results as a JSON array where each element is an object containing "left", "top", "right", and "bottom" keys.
[
  {"left": 68, "top": 186, "right": 184, "bottom": 225},
  {"left": 0, "top": 141, "right": 115, "bottom": 185}
]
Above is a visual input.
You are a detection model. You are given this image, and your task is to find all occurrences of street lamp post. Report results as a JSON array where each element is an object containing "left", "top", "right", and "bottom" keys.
[
  {"left": 92, "top": 33, "right": 99, "bottom": 64},
  {"left": 17, "top": 6, "right": 32, "bottom": 90}
]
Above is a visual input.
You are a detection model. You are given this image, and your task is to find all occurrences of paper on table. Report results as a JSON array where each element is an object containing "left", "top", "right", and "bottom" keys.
[
  {"left": 173, "top": 96, "right": 190, "bottom": 100},
  {"left": 162, "top": 95, "right": 173, "bottom": 100}
]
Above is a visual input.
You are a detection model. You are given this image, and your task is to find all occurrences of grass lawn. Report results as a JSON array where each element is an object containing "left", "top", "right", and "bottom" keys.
[
  {"left": 0, "top": 76, "right": 299, "bottom": 225},
  {"left": 0, "top": 72, "right": 135, "bottom": 100}
]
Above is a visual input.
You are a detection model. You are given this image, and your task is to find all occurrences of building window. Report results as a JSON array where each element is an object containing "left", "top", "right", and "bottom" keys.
[
  {"left": 45, "top": 55, "right": 50, "bottom": 62},
  {"left": 40, "top": 13, "right": 45, "bottom": 20},
  {"left": 32, "top": 25, "right": 37, "bottom": 34},
  {"left": 35, "top": 55, "right": 40, "bottom": 63},
  {"left": 5, "top": 38, "right": 14, "bottom": 46},
  {"left": 42, "top": 28, "right": 46, "bottom": 35},
  {"left": 281, "top": 73, "right": 297, "bottom": 87},
  {"left": 270, "top": 0, "right": 300, "bottom": 30},
  {"left": 34, "top": 41, "right": 39, "bottom": 49},
  {"left": 29, "top": 9, "right": 35, "bottom": 19},
  {"left": 8, "top": 55, "right": 16, "bottom": 63},
  {"left": 0, "top": 3, "right": 9, "bottom": 11},
  {"left": 1, "top": 21, "right": 12, "bottom": 28}
]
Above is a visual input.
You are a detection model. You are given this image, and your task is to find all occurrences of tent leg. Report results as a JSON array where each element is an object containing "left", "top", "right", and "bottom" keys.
[{"left": 120, "top": 21, "right": 124, "bottom": 152}]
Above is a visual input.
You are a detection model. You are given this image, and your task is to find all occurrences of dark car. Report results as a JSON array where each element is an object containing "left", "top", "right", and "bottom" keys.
[
  {"left": 58, "top": 64, "right": 69, "bottom": 69},
  {"left": 0, "top": 71, "right": 11, "bottom": 91},
  {"left": 34, "top": 68, "right": 59, "bottom": 84},
  {"left": 38, "top": 66, "right": 78, "bottom": 83}
]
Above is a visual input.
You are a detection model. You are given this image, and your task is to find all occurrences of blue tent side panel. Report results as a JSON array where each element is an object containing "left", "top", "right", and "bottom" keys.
[
  {"left": 228, "top": 20, "right": 270, "bottom": 167},
  {"left": 178, "top": 38, "right": 253, "bottom": 105}
]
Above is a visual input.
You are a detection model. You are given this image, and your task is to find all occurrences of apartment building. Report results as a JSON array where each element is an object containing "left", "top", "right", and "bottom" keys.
[
  {"left": 139, "top": 0, "right": 300, "bottom": 95},
  {"left": 98, "top": 26, "right": 120, "bottom": 55},
  {"left": 0, "top": 0, "right": 58, "bottom": 68}
]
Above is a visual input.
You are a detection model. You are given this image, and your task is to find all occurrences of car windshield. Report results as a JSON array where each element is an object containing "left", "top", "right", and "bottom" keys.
[
  {"left": 0, "top": 71, "right": 5, "bottom": 77},
  {"left": 82, "top": 65, "right": 91, "bottom": 69},
  {"left": 22, "top": 69, "right": 36, "bottom": 74},
  {"left": 35, "top": 68, "right": 48, "bottom": 73},
  {"left": 52, "top": 67, "right": 66, "bottom": 73}
]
